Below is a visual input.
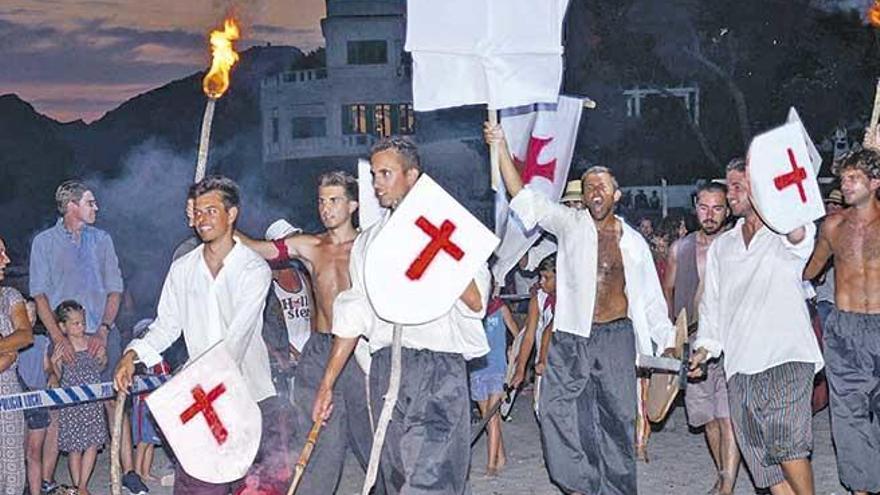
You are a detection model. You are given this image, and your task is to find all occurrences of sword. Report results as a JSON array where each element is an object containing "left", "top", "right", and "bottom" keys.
[
  {"left": 470, "top": 384, "right": 513, "bottom": 446},
  {"left": 636, "top": 342, "right": 704, "bottom": 390}
]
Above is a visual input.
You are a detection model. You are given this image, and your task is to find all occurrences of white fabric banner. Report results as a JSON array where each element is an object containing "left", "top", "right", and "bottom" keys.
[
  {"left": 405, "top": 0, "right": 570, "bottom": 111},
  {"left": 358, "top": 158, "right": 385, "bottom": 230},
  {"left": 492, "top": 96, "right": 583, "bottom": 284}
]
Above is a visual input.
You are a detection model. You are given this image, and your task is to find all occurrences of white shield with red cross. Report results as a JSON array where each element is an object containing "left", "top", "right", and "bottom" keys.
[
  {"left": 145, "top": 342, "right": 261, "bottom": 483},
  {"left": 748, "top": 121, "right": 826, "bottom": 234},
  {"left": 364, "top": 174, "right": 500, "bottom": 325}
]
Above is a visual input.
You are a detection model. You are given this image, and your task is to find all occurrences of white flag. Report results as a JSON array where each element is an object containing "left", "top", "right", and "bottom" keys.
[
  {"left": 358, "top": 158, "right": 385, "bottom": 230},
  {"left": 492, "top": 96, "right": 583, "bottom": 284},
  {"left": 405, "top": 0, "right": 570, "bottom": 111}
]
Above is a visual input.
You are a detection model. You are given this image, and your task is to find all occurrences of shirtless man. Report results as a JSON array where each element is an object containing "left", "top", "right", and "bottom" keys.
[
  {"left": 663, "top": 182, "right": 740, "bottom": 495},
  {"left": 486, "top": 123, "right": 675, "bottom": 495},
  {"left": 804, "top": 149, "right": 880, "bottom": 495},
  {"left": 238, "top": 171, "right": 372, "bottom": 494}
]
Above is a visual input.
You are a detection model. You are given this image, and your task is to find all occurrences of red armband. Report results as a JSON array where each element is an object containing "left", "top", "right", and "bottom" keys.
[{"left": 270, "top": 238, "right": 291, "bottom": 264}]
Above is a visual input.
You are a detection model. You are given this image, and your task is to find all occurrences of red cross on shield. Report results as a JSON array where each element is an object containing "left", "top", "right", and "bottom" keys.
[
  {"left": 146, "top": 343, "right": 262, "bottom": 484},
  {"left": 747, "top": 120, "right": 825, "bottom": 234},
  {"left": 364, "top": 174, "right": 500, "bottom": 324}
]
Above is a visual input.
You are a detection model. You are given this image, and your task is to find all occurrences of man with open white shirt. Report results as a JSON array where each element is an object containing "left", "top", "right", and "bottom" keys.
[
  {"left": 114, "top": 176, "right": 275, "bottom": 494},
  {"left": 690, "top": 159, "right": 823, "bottom": 495},
  {"left": 485, "top": 124, "right": 676, "bottom": 495},
  {"left": 311, "top": 137, "right": 489, "bottom": 494}
]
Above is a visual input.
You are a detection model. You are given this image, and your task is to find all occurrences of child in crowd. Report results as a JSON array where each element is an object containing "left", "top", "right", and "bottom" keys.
[
  {"left": 511, "top": 253, "right": 557, "bottom": 406},
  {"left": 19, "top": 298, "right": 57, "bottom": 495},
  {"left": 468, "top": 281, "right": 520, "bottom": 477},
  {"left": 130, "top": 319, "right": 169, "bottom": 485},
  {"left": 48, "top": 301, "right": 107, "bottom": 495}
]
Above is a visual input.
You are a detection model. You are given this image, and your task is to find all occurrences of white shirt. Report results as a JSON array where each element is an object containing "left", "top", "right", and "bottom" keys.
[
  {"left": 695, "top": 219, "right": 824, "bottom": 377},
  {"left": 127, "top": 241, "right": 276, "bottom": 402},
  {"left": 509, "top": 187, "right": 676, "bottom": 356},
  {"left": 332, "top": 213, "right": 491, "bottom": 360}
]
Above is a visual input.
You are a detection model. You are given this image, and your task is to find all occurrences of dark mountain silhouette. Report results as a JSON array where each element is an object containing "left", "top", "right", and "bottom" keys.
[{"left": 1, "top": 45, "right": 304, "bottom": 261}]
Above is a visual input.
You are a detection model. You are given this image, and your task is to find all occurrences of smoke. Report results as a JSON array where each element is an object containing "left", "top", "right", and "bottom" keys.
[
  {"left": 90, "top": 134, "right": 288, "bottom": 323},
  {"left": 90, "top": 140, "right": 192, "bottom": 318}
]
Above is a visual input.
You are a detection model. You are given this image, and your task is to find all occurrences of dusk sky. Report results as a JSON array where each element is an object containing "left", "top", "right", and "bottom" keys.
[{"left": 0, "top": 0, "right": 326, "bottom": 123}]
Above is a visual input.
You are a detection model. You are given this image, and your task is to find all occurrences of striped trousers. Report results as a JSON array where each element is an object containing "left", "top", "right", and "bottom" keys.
[{"left": 727, "top": 361, "right": 814, "bottom": 489}]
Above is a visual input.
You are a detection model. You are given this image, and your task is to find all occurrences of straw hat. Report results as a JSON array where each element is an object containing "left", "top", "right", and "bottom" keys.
[
  {"left": 824, "top": 189, "right": 843, "bottom": 206},
  {"left": 560, "top": 179, "right": 583, "bottom": 203}
]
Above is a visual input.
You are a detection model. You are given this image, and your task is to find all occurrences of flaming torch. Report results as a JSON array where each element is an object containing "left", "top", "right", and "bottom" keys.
[{"left": 195, "top": 17, "right": 240, "bottom": 182}]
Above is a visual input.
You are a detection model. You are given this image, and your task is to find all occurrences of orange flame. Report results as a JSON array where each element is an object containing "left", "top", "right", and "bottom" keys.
[
  {"left": 203, "top": 18, "right": 240, "bottom": 99},
  {"left": 869, "top": 0, "right": 880, "bottom": 28}
]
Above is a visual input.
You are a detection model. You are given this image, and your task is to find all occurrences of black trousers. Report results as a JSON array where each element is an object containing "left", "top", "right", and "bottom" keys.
[{"left": 539, "top": 320, "right": 637, "bottom": 495}]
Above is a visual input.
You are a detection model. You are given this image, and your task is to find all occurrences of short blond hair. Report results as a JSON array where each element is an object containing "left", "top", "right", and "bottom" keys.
[{"left": 55, "top": 180, "right": 89, "bottom": 215}]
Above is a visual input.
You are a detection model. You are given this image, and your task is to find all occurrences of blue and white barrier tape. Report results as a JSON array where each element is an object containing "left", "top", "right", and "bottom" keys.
[{"left": 0, "top": 375, "right": 169, "bottom": 413}]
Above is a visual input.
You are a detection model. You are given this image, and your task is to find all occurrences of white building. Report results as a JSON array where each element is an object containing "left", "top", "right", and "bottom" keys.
[
  {"left": 260, "top": 0, "right": 493, "bottom": 225},
  {"left": 261, "top": 0, "right": 413, "bottom": 161}
]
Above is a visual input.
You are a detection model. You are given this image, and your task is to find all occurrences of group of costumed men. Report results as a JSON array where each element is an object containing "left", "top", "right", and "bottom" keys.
[{"left": 111, "top": 118, "right": 880, "bottom": 495}]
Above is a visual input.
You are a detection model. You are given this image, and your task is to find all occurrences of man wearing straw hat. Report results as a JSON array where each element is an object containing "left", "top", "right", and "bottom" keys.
[{"left": 560, "top": 179, "right": 585, "bottom": 210}]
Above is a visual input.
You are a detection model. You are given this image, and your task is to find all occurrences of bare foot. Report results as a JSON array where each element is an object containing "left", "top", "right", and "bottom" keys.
[
  {"left": 705, "top": 476, "right": 721, "bottom": 494},
  {"left": 636, "top": 444, "right": 649, "bottom": 463},
  {"left": 485, "top": 466, "right": 498, "bottom": 478},
  {"left": 143, "top": 473, "right": 158, "bottom": 482},
  {"left": 495, "top": 451, "right": 507, "bottom": 471},
  {"left": 717, "top": 471, "right": 735, "bottom": 495}
]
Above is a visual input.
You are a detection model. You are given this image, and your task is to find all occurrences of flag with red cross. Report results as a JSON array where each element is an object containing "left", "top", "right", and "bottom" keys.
[
  {"left": 491, "top": 95, "right": 583, "bottom": 285},
  {"left": 748, "top": 119, "right": 826, "bottom": 234},
  {"left": 145, "top": 342, "right": 261, "bottom": 484},
  {"left": 364, "top": 174, "right": 500, "bottom": 325}
]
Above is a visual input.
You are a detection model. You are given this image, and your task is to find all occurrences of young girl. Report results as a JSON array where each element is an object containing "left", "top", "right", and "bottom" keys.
[
  {"left": 468, "top": 283, "right": 519, "bottom": 477},
  {"left": 49, "top": 301, "right": 107, "bottom": 495}
]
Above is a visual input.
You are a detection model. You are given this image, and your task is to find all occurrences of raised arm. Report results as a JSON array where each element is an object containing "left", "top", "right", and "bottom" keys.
[
  {"left": 236, "top": 230, "right": 320, "bottom": 264},
  {"left": 484, "top": 122, "right": 523, "bottom": 197}
]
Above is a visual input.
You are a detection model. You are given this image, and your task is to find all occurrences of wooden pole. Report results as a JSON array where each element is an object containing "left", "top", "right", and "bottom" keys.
[
  {"left": 870, "top": 78, "right": 880, "bottom": 131},
  {"left": 488, "top": 108, "right": 500, "bottom": 192},
  {"left": 194, "top": 98, "right": 217, "bottom": 182},
  {"left": 286, "top": 420, "right": 324, "bottom": 495},
  {"left": 110, "top": 390, "right": 128, "bottom": 495},
  {"left": 361, "top": 325, "right": 403, "bottom": 495}
]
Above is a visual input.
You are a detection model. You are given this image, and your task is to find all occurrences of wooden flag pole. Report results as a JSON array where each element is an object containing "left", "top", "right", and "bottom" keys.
[
  {"left": 870, "top": 78, "right": 880, "bottom": 131},
  {"left": 488, "top": 108, "right": 500, "bottom": 191}
]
